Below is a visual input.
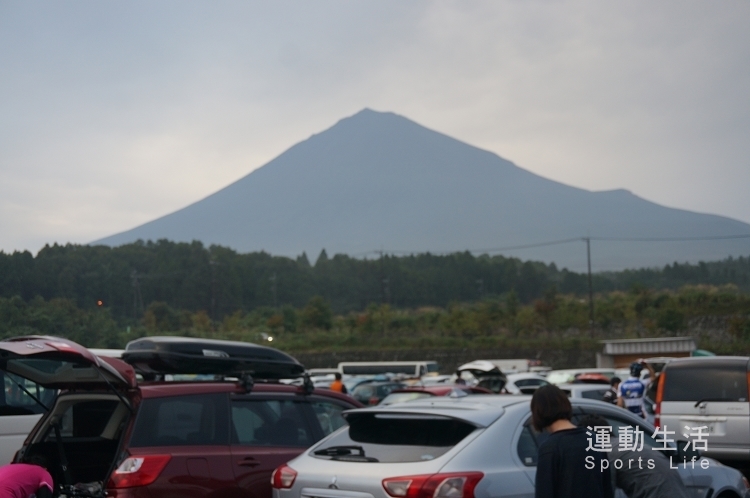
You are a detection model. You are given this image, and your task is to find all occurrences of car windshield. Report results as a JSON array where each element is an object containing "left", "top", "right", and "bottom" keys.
[{"left": 311, "top": 412, "right": 477, "bottom": 463}]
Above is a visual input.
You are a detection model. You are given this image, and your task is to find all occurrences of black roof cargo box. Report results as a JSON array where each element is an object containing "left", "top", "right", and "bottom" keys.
[{"left": 122, "top": 336, "right": 305, "bottom": 379}]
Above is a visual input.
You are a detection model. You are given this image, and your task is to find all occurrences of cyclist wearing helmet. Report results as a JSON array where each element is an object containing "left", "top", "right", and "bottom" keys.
[{"left": 617, "top": 359, "right": 655, "bottom": 418}]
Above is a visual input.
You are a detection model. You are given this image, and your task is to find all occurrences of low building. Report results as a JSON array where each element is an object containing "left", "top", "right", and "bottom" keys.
[{"left": 596, "top": 337, "right": 697, "bottom": 368}]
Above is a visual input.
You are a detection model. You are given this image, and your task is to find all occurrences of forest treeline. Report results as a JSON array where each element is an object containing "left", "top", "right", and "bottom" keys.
[
  {"left": 2, "top": 284, "right": 750, "bottom": 353},
  {"left": 2, "top": 240, "right": 750, "bottom": 324}
]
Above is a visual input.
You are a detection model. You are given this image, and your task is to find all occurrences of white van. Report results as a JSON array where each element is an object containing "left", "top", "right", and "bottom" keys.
[
  {"left": 656, "top": 356, "right": 750, "bottom": 461},
  {"left": 337, "top": 361, "right": 439, "bottom": 377}
]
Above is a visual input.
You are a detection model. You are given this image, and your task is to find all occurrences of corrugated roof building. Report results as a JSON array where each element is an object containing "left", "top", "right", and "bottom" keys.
[{"left": 597, "top": 337, "right": 696, "bottom": 368}]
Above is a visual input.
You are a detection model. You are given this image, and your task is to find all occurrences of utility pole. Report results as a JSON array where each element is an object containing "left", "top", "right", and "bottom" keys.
[
  {"left": 378, "top": 250, "right": 389, "bottom": 336},
  {"left": 378, "top": 250, "right": 385, "bottom": 305},
  {"left": 130, "top": 270, "right": 144, "bottom": 318},
  {"left": 585, "top": 237, "right": 594, "bottom": 330},
  {"left": 209, "top": 259, "right": 218, "bottom": 320}
]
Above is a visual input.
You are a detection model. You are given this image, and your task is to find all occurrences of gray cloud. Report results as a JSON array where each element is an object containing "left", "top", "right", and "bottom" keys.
[{"left": 1, "top": 0, "right": 748, "bottom": 255}]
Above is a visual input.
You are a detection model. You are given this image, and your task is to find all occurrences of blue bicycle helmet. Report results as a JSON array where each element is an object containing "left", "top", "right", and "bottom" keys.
[{"left": 630, "top": 362, "right": 644, "bottom": 377}]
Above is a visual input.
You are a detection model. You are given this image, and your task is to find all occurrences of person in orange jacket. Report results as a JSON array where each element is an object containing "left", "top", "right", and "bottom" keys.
[{"left": 329, "top": 373, "right": 348, "bottom": 394}]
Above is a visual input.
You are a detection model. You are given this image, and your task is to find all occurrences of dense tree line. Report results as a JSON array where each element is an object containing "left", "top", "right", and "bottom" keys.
[
  {"left": 1, "top": 240, "right": 749, "bottom": 324},
  {"left": 2, "top": 284, "right": 749, "bottom": 353}
]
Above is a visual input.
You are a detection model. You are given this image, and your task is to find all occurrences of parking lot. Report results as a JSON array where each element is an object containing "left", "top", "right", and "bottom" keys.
[{"left": 1, "top": 338, "right": 749, "bottom": 498}]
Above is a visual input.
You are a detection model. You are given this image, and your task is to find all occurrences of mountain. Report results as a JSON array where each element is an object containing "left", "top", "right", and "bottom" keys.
[{"left": 94, "top": 109, "right": 750, "bottom": 271}]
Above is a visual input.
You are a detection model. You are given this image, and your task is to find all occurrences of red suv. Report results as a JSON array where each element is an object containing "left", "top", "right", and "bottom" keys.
[{"left": 0, "top": 336, "right": 362, "bottom": 498}]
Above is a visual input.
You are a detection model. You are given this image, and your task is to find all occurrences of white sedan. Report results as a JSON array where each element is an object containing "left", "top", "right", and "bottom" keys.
[{"left": 503, "top": 373, "right": 550, "bottom": 394}]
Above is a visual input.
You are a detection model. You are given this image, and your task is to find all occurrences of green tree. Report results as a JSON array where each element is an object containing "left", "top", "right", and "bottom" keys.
[{"left": 301, "top": 296, "right": 333, "bottom": 330}]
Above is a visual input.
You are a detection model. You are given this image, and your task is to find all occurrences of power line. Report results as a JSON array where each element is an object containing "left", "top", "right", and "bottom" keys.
[
  {"left": 591, "top": 234, "right": 750, "bottom": 242},
  {"left": 366, "top": 233, "right": 750, "bottom": 258}
]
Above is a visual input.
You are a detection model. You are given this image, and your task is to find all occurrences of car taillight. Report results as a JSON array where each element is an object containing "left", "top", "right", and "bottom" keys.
[
  {"left": 654, "top": 371, "right": 666, "bottom": 429},
  {"left": 383, "top": 472, "right": 483, "bottom": 498},
  {"left": 107, "top": 455, "right": 171, "bottom": 488},
  {"left": 743, "top": 476, "right": 750, "bottom": 490},
  {"left": 272, "top": 464, "right": 298, "bottom": 489},
  {"left": 369, "top": 397, "right": 379, "bottom": 405}
]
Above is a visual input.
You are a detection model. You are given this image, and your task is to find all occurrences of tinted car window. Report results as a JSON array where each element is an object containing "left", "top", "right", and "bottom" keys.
[
  {"left": 231, "top": 399, "right": 312, "bottom": 447},
  {"left": 581, "top": 389, "right": 608, "bottom": 400},
  {"left": 515, "top": 379, "right": 547, "bottom": 388},
  {"left": 381, "top": 392, "right": 432, "bottom": 405},
  {"left": 663, "top": 363, "right": 748, "bottom": 402},
  {"left": 517, "top": 425, "right": 539, "bottom": 466},
  {"left": 354, "top": 385, "right": 374, "bottom": 398},
  {"left": 1, "top": 372, "right": 56, "bottom": 415},
  {"left": 130, "top": 393, "right": 228, "bottom": 447},
  {"left": 312, "top": 413, "right": 477, "bottom": 463},
  {"left": 311, "top": 401, "right": 348, "bottom": 436},
  {"left": 348, "top": 413, "right": 474, "bottom": 446}
]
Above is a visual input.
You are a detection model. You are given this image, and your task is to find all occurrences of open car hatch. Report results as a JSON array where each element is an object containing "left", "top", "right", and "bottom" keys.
[{"left": 0, "top": 336, "right": 136, "bottom": 390}]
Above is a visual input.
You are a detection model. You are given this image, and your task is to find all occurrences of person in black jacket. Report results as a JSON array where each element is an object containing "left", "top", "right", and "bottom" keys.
[
  {"left": 602, "top": 377, "right": 621, "bottom": 404},
  {"left": 577, "top": 414, "right": 690, "bottom": 498},
  {"left": 532, "top": 385, "right": 614, "bottom": 498}
]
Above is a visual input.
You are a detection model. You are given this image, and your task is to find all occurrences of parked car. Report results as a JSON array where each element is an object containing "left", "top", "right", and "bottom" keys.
[
  {"left": 572, "top": 373, "right": 611, "bottom": 384},
  {"left": 0, "top": 335, "right": 362, "bottom": 498},
  {"left": 656, "top": 356, "right": 750, "bottom": 462},
  {"left": 351, "top": 381, "right": 406, "bottom": 405},
  {"left": 379, "top": 385, "right": 492, "bottom": 405},
  {"left": 274, "top": 395, "right": 750, "bottom": 498},
  {"left": 557, "top": 383, "right": 612, "bottom": 401},
  {"left": 419, "top": 375, "right": 454, "bottom": 386},
  {"left": 546, "top": 368, "right": 616, "bottom": 385},
  {"left": 0, "top": 349, "right": 124, "bottom": 464},
  {"left": 343, "top": 375, "right": 388, "bottom": 393},
  {"left": 503, "top": 373, "right": 550, "bottom": 394},
  {"left": 456, "top": 360, "right": 508, "bottom": 393}
]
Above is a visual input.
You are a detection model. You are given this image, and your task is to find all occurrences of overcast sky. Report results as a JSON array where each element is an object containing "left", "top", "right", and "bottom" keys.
[{"left": 1, "top": 1, "right": 749, "bottom": 255}]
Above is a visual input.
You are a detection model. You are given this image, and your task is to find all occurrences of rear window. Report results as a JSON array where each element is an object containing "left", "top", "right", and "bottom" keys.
[
  {"left": 129, "top": 393, "right": 228, "bottom": 447},
  {"left": 581, "top": 389, "right": 608, "bottom": 400},
  {"left": 663, "top": 362, "right": 749, "bottom": 402},
  {"left": 382, "top": 392, "right": 432, "bottom": 405},
  {"left": 1, "top": 372, "right": 56, "bottom": 416},
  {"left": 311, "top": 413, "right": 477, "bottom": 463},
  {"left": 515, "top": 379, "right": 548, "bottom": 388}
]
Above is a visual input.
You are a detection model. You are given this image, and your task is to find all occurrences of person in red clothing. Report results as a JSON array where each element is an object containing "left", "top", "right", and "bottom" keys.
[
  {"left": 0, "top": 460, "right": 54, "bottom": 498},
  {"left": 329, "top": 373, "right": 348, "bottom": 394}
]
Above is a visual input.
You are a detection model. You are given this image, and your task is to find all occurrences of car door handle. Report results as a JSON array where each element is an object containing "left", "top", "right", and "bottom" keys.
[{"left": 238, "top": 457, "right": 260, "bottom": 467}]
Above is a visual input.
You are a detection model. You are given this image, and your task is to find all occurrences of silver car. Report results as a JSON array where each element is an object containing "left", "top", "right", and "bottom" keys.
[
  {"left": 274, "top": 396, "right": 750, "bottom": 498},
  {"left": 504, "top": 373, "right": 550, "bottom": 395},
  {"left": 557, "top": 383, "right": 611, "bottom": 401}
]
